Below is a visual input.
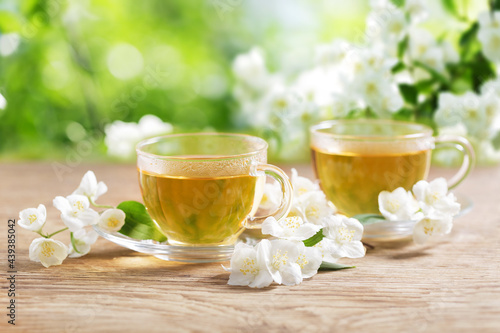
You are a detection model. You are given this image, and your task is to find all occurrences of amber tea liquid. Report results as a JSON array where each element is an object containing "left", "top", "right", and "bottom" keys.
[
  {"left": 139, "top": 170, "right": 259, "bottom": 245},
  {"left": 311, "top": 147, "right": 430, "bottom": 216}
]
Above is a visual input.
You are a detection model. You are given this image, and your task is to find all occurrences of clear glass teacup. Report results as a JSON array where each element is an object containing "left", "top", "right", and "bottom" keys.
[
  {"left": 136, "top": 133, "right": 293, "bottom": 262},
  {"left": 310, "top": 119, "right": 475, "bottom": 217}
]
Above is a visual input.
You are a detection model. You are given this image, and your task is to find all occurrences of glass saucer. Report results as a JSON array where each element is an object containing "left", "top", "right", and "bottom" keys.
[
  {"left": 362, "top": 192, "right": 473, "bottom": 241},
  {"left": 93, "top": 226, "right": 235, "bottom": 263}
]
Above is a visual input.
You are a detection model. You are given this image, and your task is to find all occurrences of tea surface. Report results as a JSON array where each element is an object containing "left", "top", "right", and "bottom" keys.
[
  {"left": 139, "top": 171, "right": 258, "bottom": 245},
  {"left": 311, "top": 148, "right": 430, "bottom": 216}
]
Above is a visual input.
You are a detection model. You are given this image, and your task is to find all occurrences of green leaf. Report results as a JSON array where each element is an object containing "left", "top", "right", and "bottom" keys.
[
  {"left": 441, "top": 0, "right": 459, "bottom": 17},
  {"left": 392, "top": 107, "right": 414, "bottom": 121},
  {"left": 413, "top": 61, "right": 448, "bottom": 85},
  {"left": 470, "top": 51, "right": 496, "bottom": 91},
  {"left": 492, "top": 131, "right": 500, "bottom": 150},
  {"left": 490, "top": 0, "right": 500, "bottom": 11},
  {"left": 459, "top": 22, "right": 478, "bottom": 47},
  {"left": 397, "top": 35, "right": 408, "bottom": 59},
  {"left": 303, "top": 229, "right": 324, "bottom": 247},
  {"left": 352, "top": 214, "right": 386, "bottom": 225},
  {"left": 319, "top": 262, "right": 355, "bottom": 271},
  {"left": 391, "top": 61, "right": 406, "bottom": 74},
  {"left": 399, "top": 84, "right": 419, "bottom": 105},
  {"left": 117, "top": 201, "right": 167, "bottom": 242},
  {"left": 389, "top": 0, "right": 405, "bottom": 7}
]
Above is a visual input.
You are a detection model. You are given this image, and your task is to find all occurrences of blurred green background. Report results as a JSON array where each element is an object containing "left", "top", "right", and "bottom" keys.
[{"left": 0, "top": 0, "right": 488, "bottom": 161}]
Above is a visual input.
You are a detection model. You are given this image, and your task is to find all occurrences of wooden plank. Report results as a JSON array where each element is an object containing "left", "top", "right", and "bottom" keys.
[{"left": 0, "top": 163, "right": 499, "bottom": 332}]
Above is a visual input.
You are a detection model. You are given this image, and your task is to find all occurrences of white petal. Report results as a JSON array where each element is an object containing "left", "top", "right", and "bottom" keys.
[
  {"left": 78, "top": 209, "right": 100, "bottom": 226},
  {"left": 94, "top": 181, "right": 108, "bottom": 201},
  {"left": 248, "top": 270, "right": 273, "bottom": 288},
  {"left": 279, "top": 263, "right": 303, "bottom": 286},
  {"left": 292, "top": 223, "right": 322, "bottom": 241},
  {"left": 61, "top": 214, "right": 86, "bottom": 232},
  {"left": 299, "top": 246, "right": 322, "bottom": 279},
  {"left": 261, "top": 217, "right": 284, "bottom": 238},
  {"left": 338, "top": 241, "right": 366, "bottom": 259},
  {"left": 53, "top": 196, "right": 72, "bottom": 214}
]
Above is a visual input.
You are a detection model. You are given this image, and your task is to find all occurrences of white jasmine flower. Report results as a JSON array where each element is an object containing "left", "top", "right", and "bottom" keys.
[
  {"left": 434, "top": 92, "right": 463, "bottom": 127},
  {"left": 478, "top": 11, "right": 500, "bottom": 63},
  {"left": 232, "top": 47, "right": 269, "bottom": 90},
  {"left": 369, "top": 85, "right": 404, "bottom": 116},
  {"left": 18, "top": 204, "right": 47, "bottom": 232},
  {"left": 441, "top": 41, "right": 459, "bottom": 64},
  {"left": 296, "top": 242, "right": 322, "bottom": 279},
  {"left": 73, "top": 170, "right": 108, "bottom": 202},
  {"left": 262, "top": 239, "right": 303, "bottom": 286},
  {"left": 412, "top": 178, "right": 460, "bottom": 217},
  {"left": 227, "top": 241, "right": 273, "bottom": 288},
  {"left": 137, "top": 114, "right": 173, "bottom": 137},
  {"left": 378, "top": 187, "right": 422, "bottom": 221},
  {"left": 409, "top": 28, "right": 436, "bottom": 59},
  {"left": 98, "top": 209, "right": 126, "bottom": 232},
  {"left": 291, "top": 168, "right": 319, "bottom": 197},
  {"left": 420, "top": 46, "right": 446, "bottom": 73},
  {"left": 53, "top": 195, "right": 99, "bottom": 232},
  {"left": 105, "top": 115, "right": 173, "bottom": 158},
  {"left": 480, "top": 92, "right": 500, "bottom": 133},
  {"left": 459, "top": 92, "right": 486, "bottom": 138},
  {"left": 29, "top": 238, "right": 68, "bottom": 268},
  {"left": 261, "top": 216, "right": 321, "bottom": 241},
  {"left": 0, "top": 92, "right": 6, "bottom": 109},
  {"left": 68, "top": 229, "right": 99, "bottom": 258},
  {"left": 313, "top": 239, "right": 338, "bottom": 264},
  {"left": 367, "top": 8, "right": 407, "bottom": 42},
  {"left": 314, "top": 39, "right": 351, "bottom": 66},
  {"left": 321, "top": 215, "right": 365, "bottom": 259},
  {"left": 259, "top": 182, "right": 281, "bottom": 211},
  {"left": 413, "top": 216, "right": 453, "bottom": 244},
  {"left": 104, "top": 120, "right": 143, "bottom": 158},
  {"left": 481, "top": 78, "right": 500, "bottom": 96},
  {"left": 293, "top": 191, "right": 336, "bottom": 225},
  {"left": 404, "top": 0, "right": 428, "bottom": 23}
]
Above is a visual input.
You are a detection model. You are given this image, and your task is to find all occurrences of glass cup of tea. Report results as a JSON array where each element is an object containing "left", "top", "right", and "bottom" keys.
[
  {"left": 310, "top": 119, "right": 475, "bottom": 217},
  {"left": 136, "top": 133, "right": 293, "bottom": 262}
]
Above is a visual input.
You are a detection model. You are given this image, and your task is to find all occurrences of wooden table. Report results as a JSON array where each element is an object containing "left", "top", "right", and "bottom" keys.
[{"left": 1, "top": 163, "right": 499, "bottom": 333}]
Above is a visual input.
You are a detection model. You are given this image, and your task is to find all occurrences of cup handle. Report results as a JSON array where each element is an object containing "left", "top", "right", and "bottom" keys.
[
  {"left": 434, "top": 135, "right": 476, "bottom": 189},
  {"left": 244, "top": 164, "right": 293, "bottom": 229}
]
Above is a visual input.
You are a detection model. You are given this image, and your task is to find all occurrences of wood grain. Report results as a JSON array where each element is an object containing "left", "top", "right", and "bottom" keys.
[{"left": 1, "top": 162, "right": 499, "bottom": 333}]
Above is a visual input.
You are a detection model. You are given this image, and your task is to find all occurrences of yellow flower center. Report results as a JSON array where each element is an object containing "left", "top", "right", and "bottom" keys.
[
  {"left": 297, "top": 254, "right": 308, "bottom": 269},
  {"left": 272, "top": 249, "right": 289, "bottom": 270},
  {"left": 338, "top": 227, "right": 355, "bottom": 242},
  {"left": 284, "top": 216, "right": 301, "bottom": 231},
  {"left": 297, "top": 187, "right": 309, "bottom": 196},
  {"left": 107, "top": 217, "right": 120, "bottom": 229},
  {"left": 388, "top": 199, "right": 400, "bottom": 213},
  {"left": 306, "top": 205, "right": 320, "bottom": 218},
  {"left": 74, "top": 201, "right": 84, "bottom": 211},
  {"left": 239, "top": 257, "right": 258, "bottom": 276},
  {"left": 28, "top": 214, "right": 38, "bottom": 224},
  {"left": 41, "top": 242, "right": 55, "bottom": 257}
]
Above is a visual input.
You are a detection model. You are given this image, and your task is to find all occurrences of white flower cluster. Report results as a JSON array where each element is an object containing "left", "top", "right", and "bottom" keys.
[
  {"left": 434, "top": 77, "right": 500, "bottom": 165},
  {"left": 104, "top": 114, "right": 173, "bottom": 159},
  {"left": 18, "top": 171, "right": 126, "bottom": 267},
  {"left": 478, "top": 11, "right": 500, "bottom": 64},
  {"left": 231, "top": 0, "right": 461, "bottom": 159},
  {"left": 225, "top": 169, "right": 365, "bottom": 288},
  {"left": 378, "top": 178, "right": 460, "bottom": 244}
]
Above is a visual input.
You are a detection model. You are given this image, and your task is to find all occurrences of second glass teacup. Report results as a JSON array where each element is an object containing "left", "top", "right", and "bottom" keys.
[{"left": 310, "top": 119, "right": 475, "bottom": 217}]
